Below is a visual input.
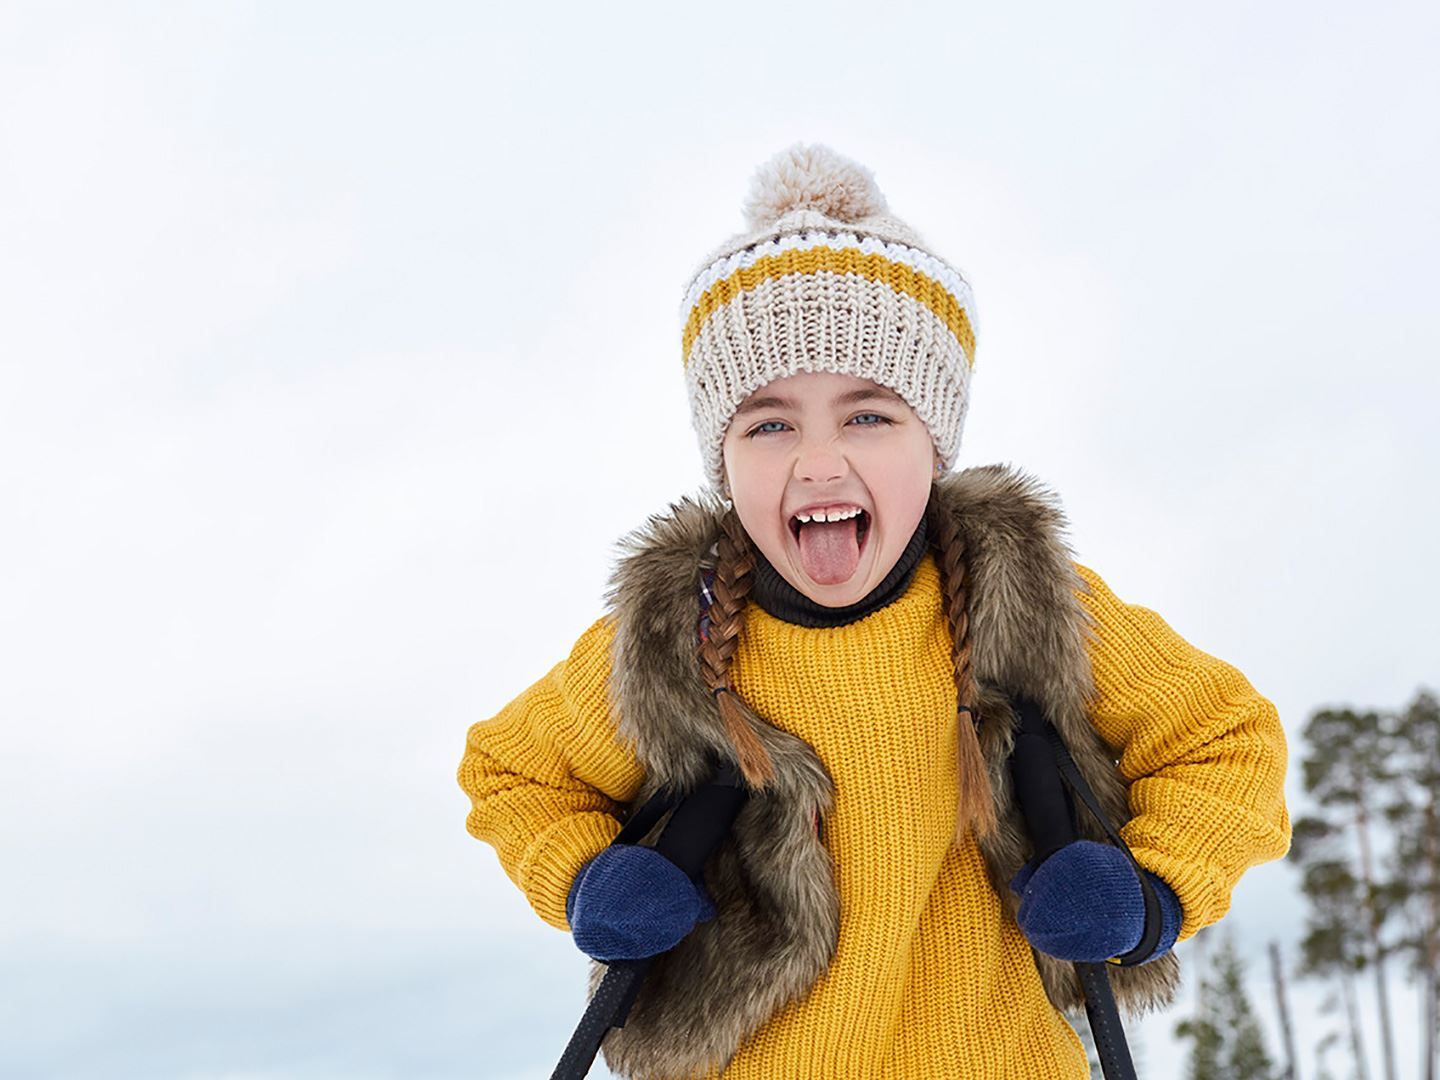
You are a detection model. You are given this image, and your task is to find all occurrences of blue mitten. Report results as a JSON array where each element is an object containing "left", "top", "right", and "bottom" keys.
[
  {"left": 565, "top": 845, "right": 717, "bottom": 962},
  {"left": 1009, "top": 839, "right": 1182, "bottom": 964}
]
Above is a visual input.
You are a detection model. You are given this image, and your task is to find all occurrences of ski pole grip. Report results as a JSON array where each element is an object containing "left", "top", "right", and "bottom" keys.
[
  {"left": 650, "top": 758, "right": 748, "bottom": 879},
  {"left": 1008, "top": 695, "right": 1077, "bottom": 862}
]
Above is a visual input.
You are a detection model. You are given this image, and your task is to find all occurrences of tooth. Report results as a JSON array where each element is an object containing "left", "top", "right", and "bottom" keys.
[{"left": 796, "top": 508, "right": 864, "bottom": 523}]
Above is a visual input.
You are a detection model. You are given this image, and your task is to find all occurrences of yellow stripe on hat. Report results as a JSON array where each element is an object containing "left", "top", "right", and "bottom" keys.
[{"left": 681, "top": 246, "right": 976, "bottom": 368}]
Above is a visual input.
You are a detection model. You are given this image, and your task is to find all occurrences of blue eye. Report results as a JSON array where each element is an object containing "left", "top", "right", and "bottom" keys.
[{"left": 745, "top": 414, "right": 894, "bottom": 438}]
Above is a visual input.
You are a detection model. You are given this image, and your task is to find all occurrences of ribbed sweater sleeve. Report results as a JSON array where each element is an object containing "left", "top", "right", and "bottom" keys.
[
  {"left": 1071, "top": 563, "right": 1292, "bottom": 942},
  {"left": 456, "top": 614, "right": 646, "bottom": 932}
]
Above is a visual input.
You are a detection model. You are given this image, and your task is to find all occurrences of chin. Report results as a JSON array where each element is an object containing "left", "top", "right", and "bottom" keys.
[{"left": 808, "top": 583, "right": 870, "bottom": 607}]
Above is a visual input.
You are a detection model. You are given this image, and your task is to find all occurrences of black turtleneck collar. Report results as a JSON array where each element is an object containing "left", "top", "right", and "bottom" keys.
[{"left": 750, "top": 514, "right": 930, "bottom": 628}]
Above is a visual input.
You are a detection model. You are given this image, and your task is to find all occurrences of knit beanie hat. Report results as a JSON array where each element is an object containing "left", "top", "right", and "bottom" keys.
[{"left": 679, "top": 142, "right": 979, "bottom": 494}]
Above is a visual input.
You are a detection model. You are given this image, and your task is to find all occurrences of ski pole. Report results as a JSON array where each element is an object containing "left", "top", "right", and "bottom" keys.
[{"left": 550, "top": 755, "right": 749, "bottom": 1080}]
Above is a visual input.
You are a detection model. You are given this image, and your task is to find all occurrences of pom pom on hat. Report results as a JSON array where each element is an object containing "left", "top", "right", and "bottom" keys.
[{"left": 741, "top": 142, "right": 889, "bottom": 231}]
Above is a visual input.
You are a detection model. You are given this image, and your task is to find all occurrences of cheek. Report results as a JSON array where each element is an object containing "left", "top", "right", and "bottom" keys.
[
  {"left": 729, "top": 479, "right": 789, "bottom": 537},
  {"left": 868, "top": 467, "right": 934, "bottom": 529},
  {"left": 725, "top": 451, "right": 788, "bottom": 501}
]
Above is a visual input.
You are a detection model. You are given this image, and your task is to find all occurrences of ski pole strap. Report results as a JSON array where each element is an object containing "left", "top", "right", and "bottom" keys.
[{"left": 1040, "top": 722, "right": 1164, "bottom": 967}]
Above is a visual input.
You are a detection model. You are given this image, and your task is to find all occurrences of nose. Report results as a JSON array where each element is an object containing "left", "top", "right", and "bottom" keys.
[{"left": 793, "top": 437, "right": 849, "bottom": 484}]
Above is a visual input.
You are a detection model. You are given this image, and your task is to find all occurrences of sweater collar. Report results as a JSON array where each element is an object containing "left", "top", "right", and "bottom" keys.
[{"left": 750, "top": 515, "right": 929, "bottom": 628}]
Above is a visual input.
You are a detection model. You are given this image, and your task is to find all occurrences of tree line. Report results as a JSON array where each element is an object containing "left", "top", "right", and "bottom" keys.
[{"left": 1082, "top": 688, "right": 1440, "bottom": 1080}]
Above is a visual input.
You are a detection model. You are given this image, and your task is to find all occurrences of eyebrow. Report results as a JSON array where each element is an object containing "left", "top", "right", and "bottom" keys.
[{"left": 733, "top": 386, "right": 905, "bottom": 418}]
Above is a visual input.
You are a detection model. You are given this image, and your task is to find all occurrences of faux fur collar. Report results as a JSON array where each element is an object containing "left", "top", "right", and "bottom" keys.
[{"left": 588, "top": 463, "right": 1179, "bottom": 1079}]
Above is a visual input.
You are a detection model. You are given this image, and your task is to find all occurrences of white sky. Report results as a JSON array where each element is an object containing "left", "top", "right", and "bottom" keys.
[{"left": 1, "top": 2, "right": 1437, "bottom": 1077}]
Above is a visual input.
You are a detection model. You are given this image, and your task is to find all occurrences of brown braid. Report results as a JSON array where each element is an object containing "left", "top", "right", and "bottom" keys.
[
  {"left": 695, "top": 507, "right": 777, "bottom": 791},
  {"left": 926, "top": 486, "right": 1000, "bottom": 843}
]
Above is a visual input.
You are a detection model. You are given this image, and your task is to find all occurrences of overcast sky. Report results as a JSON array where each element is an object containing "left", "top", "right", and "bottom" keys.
[{"left": 2, "top": 2, "right": 1437, "bottom": 1078}]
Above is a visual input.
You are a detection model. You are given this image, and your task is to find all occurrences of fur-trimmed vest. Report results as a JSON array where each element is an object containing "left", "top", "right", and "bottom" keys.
[{"left": 590, "top": 463, "right": 1180, "bottom": 1079}]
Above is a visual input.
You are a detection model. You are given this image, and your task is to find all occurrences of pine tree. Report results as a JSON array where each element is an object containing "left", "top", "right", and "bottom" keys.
[
  {"left": 1175, "top": 925, "right": 1278, "bottom": 1080},
  {"left": 1385, "top": 688, "right": 1440, "bottom": 1080},
  {"left": 1175, "top": 1011, "right": 1224, "bottom": 1080},
  {"left": 1176, "top": 925, "right": 1223, "bottom": 1080},
  {"left": 1300, "top": 706, "right": 1403, "bottom": 1080},
  {"left": 1214, "top": 930, "right": 1278, "bottom": 1080},
  {"left": 1291, "top": 816, "right": 1371, "bottom": 1080}
]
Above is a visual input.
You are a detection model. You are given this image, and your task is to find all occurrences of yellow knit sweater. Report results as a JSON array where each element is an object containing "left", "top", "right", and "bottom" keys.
[{"left": 457, "top": 555, "right": 1291, "bottom": 1078}]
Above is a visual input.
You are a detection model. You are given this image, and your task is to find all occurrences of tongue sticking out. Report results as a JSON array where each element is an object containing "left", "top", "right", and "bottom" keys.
[{"left": 796, "top": 517, "right": 863, "bottom": 585}]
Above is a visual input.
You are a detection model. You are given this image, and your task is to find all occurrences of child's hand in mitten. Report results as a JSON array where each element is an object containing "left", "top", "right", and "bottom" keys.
[
  {"left": 565, "top": 845, "right": 717, "bottom": 962},
  {"left": 1008, "top": 839, "right": 1182, "bottom": 964}
]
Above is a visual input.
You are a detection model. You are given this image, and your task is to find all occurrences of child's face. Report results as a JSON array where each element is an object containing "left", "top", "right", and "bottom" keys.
[{"left": 721, "top": 371, "right": 939, "bottom": 608}]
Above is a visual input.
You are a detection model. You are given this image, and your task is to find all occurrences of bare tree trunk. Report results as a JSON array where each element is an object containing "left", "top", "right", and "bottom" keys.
[
  {"left": 1423, "top": 971, "right": 1437, "bottom": 1080},
  {"left": 1341, "top": 967, "right": 1371, "bottom": 1080},
  {"left": 1270, "top": 940, "right": 1300, "bottom": 1080},
  {"left": 1424, "top": 796, "right": 1439, "bottom": 1080},
  {"left": 1354, "top": 775, "right": 1399, "bottom": 1080},
  {"left": 1195, "top": 926, "right": 1208, "bottom": 1015}
]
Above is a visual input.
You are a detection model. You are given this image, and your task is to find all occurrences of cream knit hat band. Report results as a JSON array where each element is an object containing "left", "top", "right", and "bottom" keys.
[{"left": 679, "top": 144, "right": 979, "bottom": 494}]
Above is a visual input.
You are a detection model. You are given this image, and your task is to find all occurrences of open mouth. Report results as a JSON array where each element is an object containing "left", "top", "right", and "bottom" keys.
[
  {"left": 788, "top": 508, "right": 871, "bottom": 585},
  {"left": 789, "top": 508, "right": 872, "bottom": 550}
]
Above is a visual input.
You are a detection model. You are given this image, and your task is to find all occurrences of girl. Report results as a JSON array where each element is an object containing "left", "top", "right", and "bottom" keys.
[{"left": 457, "top": 143, "right": 1291, "bottom": 1079}]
